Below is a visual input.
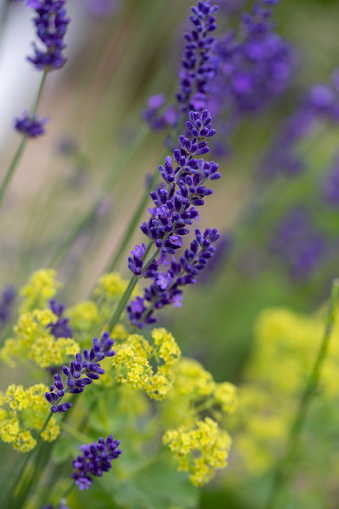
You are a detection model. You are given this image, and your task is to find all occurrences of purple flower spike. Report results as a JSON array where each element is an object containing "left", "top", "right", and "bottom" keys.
[
  {"left": 14, "top": 112, "right": 48, "bottom": 137},
  {"left": 71, "top": 435, "right": 122, "bottom": 491},
  {"left": 44, "top": 332, "right": 115, "bottom": 414},
  {"left": 142, "top": 1, "right": 219, "bottom": 130},
  {"left": 126, "top": 109, "right": 222, "bottom": 327},
  {"left": 26, "top": 0, "right": 70, "bottom": 71}
]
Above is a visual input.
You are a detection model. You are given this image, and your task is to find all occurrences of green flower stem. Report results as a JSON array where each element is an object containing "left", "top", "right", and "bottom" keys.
[
  {"left": 264, "top": 278, "right": 339, "bottom": 509},
  {"left": 2, "top": 410, "right": 53, "bottom": 508},
  {"left": 107, "top": 241, "right": 153, "bottom": 333},
  {"left": 0, "top": 71, "right": 47, "bottom": 210},
  {"left": 106, "top": 147, "right": 167, "bottom": 273},
  {"left": 60, "top": 481, "right": 74, "bottom": 501},
  {"left": 14, "top": 441, "right": 53, "bottom": 509}
]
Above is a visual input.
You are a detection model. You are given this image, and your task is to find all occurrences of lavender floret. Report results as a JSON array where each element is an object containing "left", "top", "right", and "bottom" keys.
[{"left": 14, "top": 112, "right": 48, "bottom": 137}]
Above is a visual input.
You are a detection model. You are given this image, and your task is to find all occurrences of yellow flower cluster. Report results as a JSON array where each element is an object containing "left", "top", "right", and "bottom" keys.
[
  {"left": 67, "top": 300, "right": 100, "bottom": 337},
  {"left": 94, "top": 272, "right": 129, "bottom": 301},
  {"left": 231, "top": 306, "right": 339, "bottom": 475},
  {"left": 1, "top": 309, "right": 79, "bottom": 368},
  {"left": 112, "top": 328, "right": 181, "bottom": 400},
  {"left": 163, "top": 417, "right": 232, "bottom": 486},
  {"left": 0, "top": 384, "right": 60, "bottom": 452},
  {"left": 19, "top": 269, "right": 60, "bottom": 313},
  {"left": 163, "top": 358, "right": 238, "bottom": 427},
  {"left": 160, "top": 357, "right": 237, "bottom": 485}
]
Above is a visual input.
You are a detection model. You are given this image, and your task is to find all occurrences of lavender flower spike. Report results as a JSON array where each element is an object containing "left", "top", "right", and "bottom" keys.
[
  {"left": 27, "top": 0, "right": 70, "bottom": 71},
  {"left": 71, "top": 435, "right": 122, "bottom": 491},
  {"left": 44, "top": 332, "right": 115, "bottom": 414},
  {"left": 143, "top": 1, "right": 219, "bottom": 130},
  {"left": 127, "top": 109, "right": 222, "bottom": 328}
]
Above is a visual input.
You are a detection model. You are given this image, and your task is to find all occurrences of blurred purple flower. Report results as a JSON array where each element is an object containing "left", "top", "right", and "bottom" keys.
[
  {"left": 270, "top": 208, "right": 327, "bottom": 280},
  {"left": 14, "top": 112, "right": 48, "bottom": 137},
  {"left": 260, "top": 72, "right": 339, "bottom": 178}
]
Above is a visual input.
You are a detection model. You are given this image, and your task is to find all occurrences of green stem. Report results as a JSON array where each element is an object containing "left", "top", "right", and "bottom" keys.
[
  {"left": 1, "top": 411, "right": 53, "bottom": 508},
  {"left": 107, "top": 241, "right": 153, "bottom": 332},
  {"left": 0, "top": 71, "right": 47, "bottom": 210},
  {"left": 264, "top": 278, "right": 339, "bottom": 509},
  {"left": 60, "top": 482, "right": 74, "bottom": 501},
  {"left": 106, "top": 148, "right": 166, "bottom": 273}
]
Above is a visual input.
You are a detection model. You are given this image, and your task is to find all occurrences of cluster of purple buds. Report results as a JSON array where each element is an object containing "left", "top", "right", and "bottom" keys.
[
  {"left": 260, "top": 72, "right": 339, "bottom": 178},
  {"left": 0, "top": 285, "right": 16, "bottom": 326},
  {"left": 14, "top": 112, "right": 48, "bottom": 137},
  {"left": 138, "top": 110, "right": 219, "bottom": 257},
  {"left": 128, "top": 228, "right": 220, "bottom": 328},
  {"left": 46, "top": 299, "right": 73, "bottom": 339},
  {"left": 27, "top": 0, "right": 70, "bottom": 71},
  {"left": 270, "top": 208, "right": 327, "bottom": 281},
  {"left": 143, "top": 1, "right": 219, "bottom": 131},
  {"left": 177, "top": 0, "right": 218, "bottom": 112},
  {"left": 44, "top": 332, "right": 115, "bottom": 413},
  {"left": 71, "top": 435, "right": 122, "bottom": 491},
  {"left": 322, "top": 153, "right": 339, "bottom": 207}
]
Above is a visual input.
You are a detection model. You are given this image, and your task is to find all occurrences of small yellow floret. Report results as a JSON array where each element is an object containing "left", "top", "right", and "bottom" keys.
[
  {"left": 214, "top": 382, "right": 238, "bottom": 414},
  {"left": 20, "top": 269, "right": 60, "bottom": 313}
]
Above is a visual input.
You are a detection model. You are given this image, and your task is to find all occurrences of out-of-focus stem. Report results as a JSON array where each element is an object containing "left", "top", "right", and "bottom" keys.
[
  {"left": 1, "top": 410, "right": 52, "bottom": 508},
  {"left": 264, "top": 278, "right": 339, "bottom": 509},
  {"left": 0, "top": 71, "right": 47, "bottom": 210}
]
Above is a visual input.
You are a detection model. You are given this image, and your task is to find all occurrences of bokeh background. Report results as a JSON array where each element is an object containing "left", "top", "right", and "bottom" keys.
[{"left": 1, "top": 0, "right": 339, "bottom": 507}]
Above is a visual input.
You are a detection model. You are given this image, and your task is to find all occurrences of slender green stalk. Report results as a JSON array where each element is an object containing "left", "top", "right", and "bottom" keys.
[
  {"left": 0, "top": 71, "right": 47, "bottom": 210},
  {"left": 1, "top": 411, "right": 53, "bottom": 508},
  {"left": 107, "top": 241, "right": 153, "bottom": 332},
  {"left": 60, "top": 481, "right": 74, "bottom": 501},
  {"left": 106, "top": 162, "right": 163, "bottom": 273},
  {"left": 264, "top": 278, "right": 339, "bottom": 509}
]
